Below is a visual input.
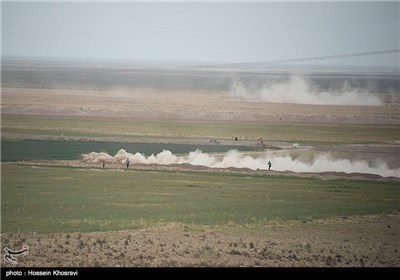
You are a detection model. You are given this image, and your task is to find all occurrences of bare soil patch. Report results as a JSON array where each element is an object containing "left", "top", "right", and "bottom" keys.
[
  {"left": 2, "top": 87, "right": 399, "bottom": 125},
  {"left": 2, "top": 214, "right": 399, "bottom": 267}
]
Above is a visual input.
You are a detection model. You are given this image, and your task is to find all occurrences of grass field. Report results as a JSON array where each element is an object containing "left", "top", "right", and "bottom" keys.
[
  {"left": 1, "top": 139, "right": 259, "bottom": 161},
  {"left": 3, "top": 115, "right": 399, "bottom": 144},
  {"left": 2, "top": 163, "right": 399, "bottom": 233}
]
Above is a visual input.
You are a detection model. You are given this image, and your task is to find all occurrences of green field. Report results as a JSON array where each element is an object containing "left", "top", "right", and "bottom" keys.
[
  {"left": 3, "top": 115, "right": 399, "bottom": 144},
  {"left": 2, "top": 163, "right": 399, "bottom": 233},
  {"left": 2, "top": 115, "right": 400, "bottom": 235},
  {"left": 1, "top": 139, "right": 259, "bottom": 161}
]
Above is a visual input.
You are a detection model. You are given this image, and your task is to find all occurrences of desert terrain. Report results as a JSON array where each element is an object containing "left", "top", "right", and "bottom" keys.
[{"left": 1, "top": 86, "right": 400, "bottom": 125}]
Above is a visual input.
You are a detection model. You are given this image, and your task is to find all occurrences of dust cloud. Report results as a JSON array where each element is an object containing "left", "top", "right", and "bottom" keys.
[
  {"left": 82, "top": 149, "right": 399, "bottom": 177},
  {"left": 229, "top": 76, "right": 383, "bottom": 105}
]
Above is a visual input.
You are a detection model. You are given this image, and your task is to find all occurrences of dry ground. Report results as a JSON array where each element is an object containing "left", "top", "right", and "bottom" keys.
[
  {"left": 14, "top": 159, "right": 400, "bottom": 182},
  {"left": 2, "top": 87, "right": 400, "bottom": 125},
  {"left": 1, "top": 214, "right": 399, "bottom": 267}
]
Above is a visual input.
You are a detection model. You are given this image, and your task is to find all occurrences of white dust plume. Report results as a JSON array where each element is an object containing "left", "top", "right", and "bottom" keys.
[
  {"left": 229, "top": 76, "right": 383, "bottom": 105},
  {"left": 82, "top": 149, "right": 399, "bottom": 177}
]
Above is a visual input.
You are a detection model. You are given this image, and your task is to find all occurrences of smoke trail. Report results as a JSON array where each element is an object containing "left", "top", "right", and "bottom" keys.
[
  {"left": 82, "top": 149, "right": 399, "bottom": 177},
  {"left": 229, "top": 76, "right": 383, "bottom": 105}
]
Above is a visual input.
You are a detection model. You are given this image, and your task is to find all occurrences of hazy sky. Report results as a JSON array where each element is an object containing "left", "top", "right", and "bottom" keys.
[{"left": 2, "top": 1, "right": 399, "bottom": 66}]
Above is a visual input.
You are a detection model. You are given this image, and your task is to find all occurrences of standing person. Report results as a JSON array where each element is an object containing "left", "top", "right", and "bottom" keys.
[
  {"left": 268, "top": 160, "right": 272, "bottom": 171},
  {"left": 126, "top": 158, "right": 130, "bottom": 169}
]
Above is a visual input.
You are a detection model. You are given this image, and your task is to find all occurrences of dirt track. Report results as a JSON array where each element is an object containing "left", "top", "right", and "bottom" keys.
[{"left": 13, "top": 159, "right": 399, "bottom": 183}]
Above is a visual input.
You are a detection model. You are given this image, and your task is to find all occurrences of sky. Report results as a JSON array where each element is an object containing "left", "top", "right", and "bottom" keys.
[{"left": 1, "top": 1, "right": 399, "bottom": 66}]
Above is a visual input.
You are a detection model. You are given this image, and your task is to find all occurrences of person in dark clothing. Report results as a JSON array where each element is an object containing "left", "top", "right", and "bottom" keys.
[{"left": 268, "top": 161, "right": 272, "bottom": 171}]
